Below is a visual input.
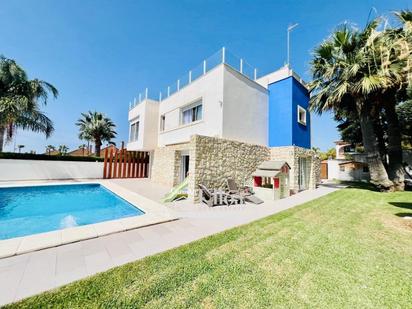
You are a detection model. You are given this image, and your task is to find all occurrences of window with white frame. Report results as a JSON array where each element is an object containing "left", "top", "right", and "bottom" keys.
[
  {"left": 297, "top": 105, "right": 307, "bottom": 125},
  {"left": 160, "top": 115, "right": 166, "bottom": 131},
  {"left": 129, "top": 119, "right": 139, "bottom": 142},
  {"left": 181, "top": 100, "right": 202, "bottom": 125}
]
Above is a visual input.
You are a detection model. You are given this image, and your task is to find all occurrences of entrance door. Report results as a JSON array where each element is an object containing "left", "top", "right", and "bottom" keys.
[
  {"left": 298, "top": 157, "right": 309, "bottom": 191},
  {"left": 180, "top": 155, "right": 190, "bottom": 182}
]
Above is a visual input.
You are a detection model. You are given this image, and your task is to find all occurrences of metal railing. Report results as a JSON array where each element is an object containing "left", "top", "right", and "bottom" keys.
[{"left": 129, "top": 47, "right": 259, "bottom": 110}]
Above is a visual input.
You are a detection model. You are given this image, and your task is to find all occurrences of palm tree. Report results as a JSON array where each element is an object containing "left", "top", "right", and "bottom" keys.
[
  {"left": 0, "top": 56, "right": 58, "bottom": 152},
  {"left": 79, "top": 144, "right": 87, "bottom": 156},
  {"left": 76, "top": 111, "right": 117, "bottom": 157},
  {"left": 45, "top": 144, "right": 56, "bottom": 155},
  {"left": 375, "top": 10, "right": 412, "bottom": 190},
  {"left": 17, "top": 144, "right": 25, "bottom": 153},
  {"left": 309, "top": 21, "right": 394, "bottom": 190},
  {"left": 58, "top": 145, "right": 69, "bottom": 156}
]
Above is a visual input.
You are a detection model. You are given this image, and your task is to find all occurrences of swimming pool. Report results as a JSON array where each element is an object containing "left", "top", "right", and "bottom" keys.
[{"left": 0, "top": 183, "right": 144, "bottom": 240}]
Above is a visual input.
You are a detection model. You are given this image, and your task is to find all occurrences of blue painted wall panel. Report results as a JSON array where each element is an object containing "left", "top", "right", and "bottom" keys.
[
  {"left": 268, "top": 78, "right": 292, "bottom": 147},
  {"left": 291, "top": 78, "right": 311, "bottom": 148},
  {"left": 268, "top": 76, "right": 311, "bottom": 148}
]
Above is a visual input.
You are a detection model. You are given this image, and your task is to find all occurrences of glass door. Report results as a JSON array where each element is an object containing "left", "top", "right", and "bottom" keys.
[{"left": 298, "top": 157, "right": 308, "bottom": 191}]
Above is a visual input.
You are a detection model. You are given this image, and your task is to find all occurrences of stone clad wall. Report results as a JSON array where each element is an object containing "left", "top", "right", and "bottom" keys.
[
  {"left": 150, "top": 143, "right": 191, "bottom": 187},
  {"left": 190, "top": 135, "right": 270, "bottom": 200},
  {"left": 150, "top": 135, "right": 320, "bottom": 202}
]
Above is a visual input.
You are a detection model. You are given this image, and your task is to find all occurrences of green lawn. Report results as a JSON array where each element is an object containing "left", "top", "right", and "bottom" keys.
[{"left": 8, "top": 186, "right": 412, "bottom": 308}]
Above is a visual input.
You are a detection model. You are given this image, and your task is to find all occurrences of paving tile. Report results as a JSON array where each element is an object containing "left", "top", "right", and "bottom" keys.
[
  {"left": 103, "top": 237, "right": 136, "bottom": 266},
  {"left": 56, "top": 247, "right": 86, "bottom": 276},
  {"left": 0, "top": 238, "right": 22, "bottom": 259},
  {"left": 0, "top": 262, "right": 26, "bottom": 306},
  {"left": 61, "top": 225, "right": 98, "bottom": 244},
  {"left": 84, "top": 250, "right": 114, "bottom": 276},
  {"left": 17, "top": 231, "right": 62, "bottom": 255},
  {"left": 54, "top": 267, "right": 89, "bottom": 287},
  {"left": 0, "top": 253, "right": 29, "bottom": 269},
  {"left": 128, "top": 240, "right": 158, "bottom": 260},
  {"left": 93, "top": 220, "right": 125, "bottom": 236},
  {"left": 146, "top": 224, "right": 173, "bottom": 236},
  {"left": 81, "top": 237, "right": 107, "bottom": 256},
  {"left": 117, "top": 228, "right": 144, "bottom": 244}
]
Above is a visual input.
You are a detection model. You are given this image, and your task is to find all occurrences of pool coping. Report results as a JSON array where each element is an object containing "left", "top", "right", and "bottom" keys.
[{"left": 0, "top": 180, "right": 178, "bottom": 258}]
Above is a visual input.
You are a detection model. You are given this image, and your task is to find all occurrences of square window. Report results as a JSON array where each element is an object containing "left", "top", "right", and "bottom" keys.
[{"left": 297, "top": 105, "right": 307, "bottom": 126}]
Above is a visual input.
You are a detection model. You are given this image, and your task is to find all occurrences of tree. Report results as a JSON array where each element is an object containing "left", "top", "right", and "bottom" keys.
[
  {"left": 0, "top": 56, "right": 58, "bottom": 152},
  {"left": 319, "top": 148, "right": 336, "bottom": 161},
  {"left": 45, "top": 145, "right": 56, "bottom": 155},
  {"left": 398, "top": 100, "right": 412, "bottom": 147},
  {"left": 309, "top": 21, "right": 394, "bottom": 190},
  {"left": 329, "top": 11, "right": 412, "bottom": 190},
  {"left": 76, "top": 111, "right": 117, "bottom": 157},
  {"left": 79, "top": 144, "right": 87, "bottom": 156},
  {"left": 379, "top": 10, "right": 412, "bottom": 190},
  {"left": 58, "top": 145, "right": 69, "bottom": 156}
]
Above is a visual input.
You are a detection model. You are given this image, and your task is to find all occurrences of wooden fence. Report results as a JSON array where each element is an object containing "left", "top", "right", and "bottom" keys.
[{"left": 103, "top": 148, "right": 150, "bottom": 179}]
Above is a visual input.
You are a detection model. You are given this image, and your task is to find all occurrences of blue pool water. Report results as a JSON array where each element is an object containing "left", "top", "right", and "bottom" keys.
[{"left": 0, "top": 184, "right": 144, "bottom": 240}]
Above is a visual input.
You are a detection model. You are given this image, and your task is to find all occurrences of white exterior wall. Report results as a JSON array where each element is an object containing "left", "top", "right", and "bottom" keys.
[
  {"left": 222, "top": 65, "right": 268, "bottom": 146},
  {"left": 157, "top": 65, "right": 225, "bottom": 147},
  {"left": 256, "top": 66, "right": 306, "bottom": 89},
  {"left": 0, "top": 159, "right": 103, "bottom": 181},
  {"left": 127, "top": 99, "right": 159, "bottom": 151},
  {"left": 327, "top": 159, "right": 341, "bottom": 180}
]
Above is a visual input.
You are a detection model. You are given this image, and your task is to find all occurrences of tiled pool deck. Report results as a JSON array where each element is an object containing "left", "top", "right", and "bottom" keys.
[{"left": 0, "top": 179, "right": 342, "bottom": 305}]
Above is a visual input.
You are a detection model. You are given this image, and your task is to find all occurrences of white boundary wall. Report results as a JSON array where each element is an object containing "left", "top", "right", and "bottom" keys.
[{"left": 0, "top": 159, "right": 104, "bottom": 181}]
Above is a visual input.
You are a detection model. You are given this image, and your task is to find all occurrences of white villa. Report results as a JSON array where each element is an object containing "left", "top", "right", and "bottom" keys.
[{"left": 127, "top": 48, "right": 320, "bottom": 200}]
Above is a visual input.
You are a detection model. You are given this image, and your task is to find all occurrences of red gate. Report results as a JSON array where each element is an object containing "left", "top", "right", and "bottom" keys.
[{"left": 103, "top": 148, "right": 150, "bottom": 179}]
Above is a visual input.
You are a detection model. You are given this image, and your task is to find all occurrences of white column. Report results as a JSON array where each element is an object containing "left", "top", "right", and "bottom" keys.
[
  {"left": 138, "top": 93, "right": 142, "bottom": 102},
  {"left": 189, "top": 70, "right": 192, "bottom": 83},
  {"left": 222, "top": 47, "right": 225, "bottom": 63},
  {"left": 145, "top": 88, "right": 148, "bottom": 99},
  {"left": 177, "top": 79, "right": 180, "bottom": 91},
  {"left": 240, "top": 59, "right": 243, "bottom": 74},
  {"left": 167, "top": 86, "right": 170, "bottom": 97},
  {"left": 159, "top": 92, "right": 162, "bottom": 101},
  {"left": 254, "top": 68, "right": 257, "bottom": 80},
  {"left": 203, "top": 60, "right": 206, "bottom": 75}
]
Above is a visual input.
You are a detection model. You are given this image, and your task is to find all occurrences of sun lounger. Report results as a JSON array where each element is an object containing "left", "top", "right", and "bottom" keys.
[
  {"left": 227, "top": 178, "right": 251, "bottom": 195},
  {"left": 226, "top": 178, "right": 264, "bottom": 204},
  {"left": 198, "top": 184, "right": 243, "bottom": 206},
  {"left": 244, "top": 194, "right": 264, "bottom": 204}
]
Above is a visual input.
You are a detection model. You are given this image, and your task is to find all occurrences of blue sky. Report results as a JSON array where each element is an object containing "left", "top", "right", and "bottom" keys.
[{"left": 1, "top": 0, "right": 410, "bottom": 153}]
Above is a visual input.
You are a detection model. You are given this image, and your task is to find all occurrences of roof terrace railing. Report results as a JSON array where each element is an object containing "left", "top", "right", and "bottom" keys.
[{"left": 129, "top": 47, "right": 258, "bottom": 110}]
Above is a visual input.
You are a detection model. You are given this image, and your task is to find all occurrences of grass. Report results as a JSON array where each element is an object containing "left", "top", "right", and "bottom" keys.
[{"left": 8, "top": 186, "right": 412, "bottom": 308}]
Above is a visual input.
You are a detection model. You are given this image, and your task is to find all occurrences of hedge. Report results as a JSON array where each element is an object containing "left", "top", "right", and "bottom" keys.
[{"left": 0, "top": 152, "right": 104, "bottom": 162}]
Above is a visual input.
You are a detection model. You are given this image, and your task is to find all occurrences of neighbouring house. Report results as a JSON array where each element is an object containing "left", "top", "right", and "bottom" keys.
[
  {"left": 321, "top": 141, "right": 370, "bottom": 182},
  {"left": 98, "top": 145, "right": 118, "bottom": 158},
  {"left": 322, "top": 141, "right": 412, "bottom": 183},
  {"left": 127, "top": 48, "right": 320, "bottom": 200},
  {"left": 67, "top": 146, "right": 93, "bottom": 157}
]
